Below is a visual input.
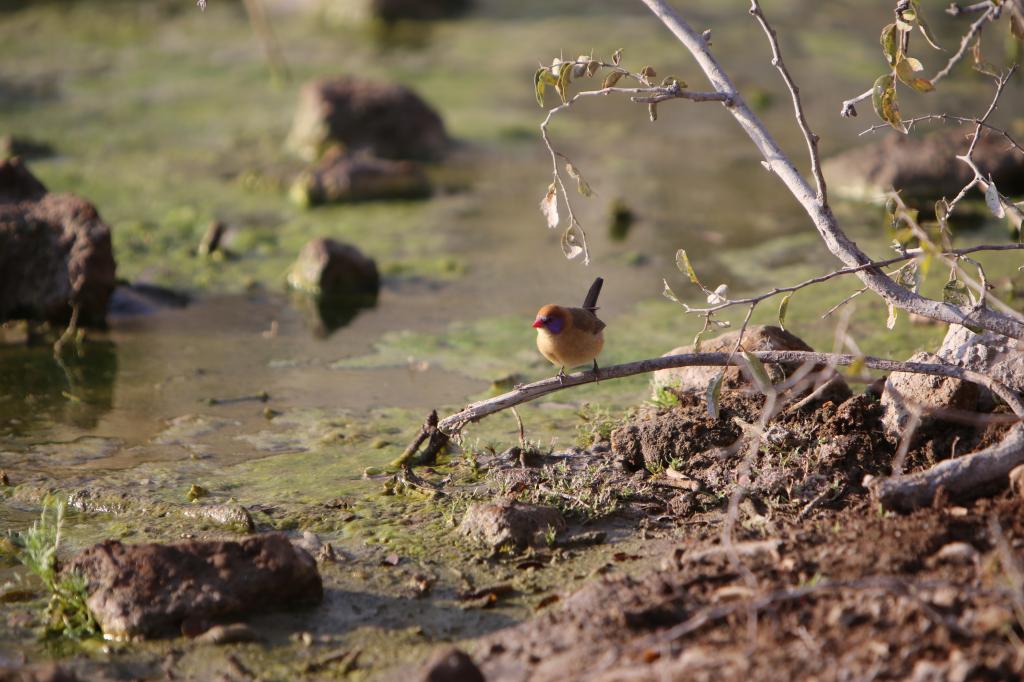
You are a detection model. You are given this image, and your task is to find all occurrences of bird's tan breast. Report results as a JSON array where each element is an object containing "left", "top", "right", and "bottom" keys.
[{"left": 536, "top": 326, "right": 604, "bottom": 369}]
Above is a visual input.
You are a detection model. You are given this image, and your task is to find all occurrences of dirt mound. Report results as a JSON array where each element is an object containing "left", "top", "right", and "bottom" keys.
[
  {"left": 611, "top": 393, "right": 889, "bottom": 512},
  {"left": 475, "top": 495, "right": 1024, "bottom": 681}
]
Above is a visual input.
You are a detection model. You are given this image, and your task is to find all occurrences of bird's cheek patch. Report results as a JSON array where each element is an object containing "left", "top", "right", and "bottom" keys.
[{"left": 547, "top": 317, "right": 565, "bottom": 334}]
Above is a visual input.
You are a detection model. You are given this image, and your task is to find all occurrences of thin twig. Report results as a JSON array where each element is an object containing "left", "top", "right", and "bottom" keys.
[
  {"left": 933, "top": 4, "right": 996, "bottom": 85},
  {"left": 539, "top": 80, "right": 732, "bottom": 265},
  {"left": 859, "top": 114, "right": 1024, "bottom": 156},
  {"left": 840, "top": 88, "right": 873, "bottom": 118},
  {"left": 749, "top": 0, "right": 827, "bottom": 204},
  {"left": 676, "top": 243, "right": 1024, "bottom": 317}
]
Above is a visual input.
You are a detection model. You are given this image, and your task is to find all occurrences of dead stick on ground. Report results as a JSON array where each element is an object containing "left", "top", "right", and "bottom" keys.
[{"left": 867, "top": 423, "right": 1024, "bottom": 511}]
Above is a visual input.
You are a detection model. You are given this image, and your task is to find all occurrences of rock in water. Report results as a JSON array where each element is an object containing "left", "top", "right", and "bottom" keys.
[
  {"left": 291, "top": 151, "right": 431, "bottom": 206},
  {"left": 0, "top": 158, "right": 116, "bottom": 327},
  {"left": 823, "top": 127, "right": 1024, "bottom": 203},
  {"left": 287, "top": 77, "right": 448, "bottom": 162},
  {"left": 288, "top": 238, "right": 380, "bottom": 298},
  {"left": 67, "top": 534, "right": 323, "bottom": 639},
  {"left": 287, "top": 238, "right": 380, "bottom": 335}
]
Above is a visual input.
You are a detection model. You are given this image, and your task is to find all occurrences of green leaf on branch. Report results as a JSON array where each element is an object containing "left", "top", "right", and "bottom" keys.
[
  {"left": 912, "top": 0, "right": 942, "bottom": 50},
  {"left": 675, "top": 249, "right": 702, "bottom": 287},
  {"left": 742, "top": 351, "right": 773, "bottom": 395},
  {"left": 778, "top": 294, "right": 791, "bottom": 331},
  {"left": 845, "top": 355, "right": 866, "bottom": 379},
  {"left": 872, "top": 74, "right": 906, "bottom": 132},
  {"left": 943, "top": 279, "right": 971, "bottom": 306},
  {"left": 705, "top": 371, "right": 724, "bottom": 420},
  {"left": 880, "top": 23, "right": 899, "bottom": 66},
  {"left": 534, "top": 67, "right": 547, "bottom": 107},
  {"left": 896, "top": 263, "right": 919, "bottom": 294},
  {"left": 612, "top": 48, "right": 623, "bottom": 65},
  {"left": 565, "top": 163, "right": 592, "bottom": 197},
  {"left": 555, "top": 61, "right": 573, "bottom": 104},
  {"left": 693, "top": 328, "right": 708, "bottom": 352}
]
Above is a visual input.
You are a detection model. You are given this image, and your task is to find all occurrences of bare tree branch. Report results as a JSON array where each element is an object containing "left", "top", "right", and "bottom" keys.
[
  {"left": 933, "top": 3, "right": 996, "bottom": 85},
  {"left": 749, "top": 0, "right": 827, "bottom": 204},
  {"left": 676, "top": 244, "right": 1024, "bottom": 317},
  {"left": 425, "top": 350, "right": 1022, "bottom": 442},
  {"left": 638, "top": 0, "right": 1024, "bottom": 339},
  {"left": 858, "top": 115, "right": 1024, "bottom": 156}
]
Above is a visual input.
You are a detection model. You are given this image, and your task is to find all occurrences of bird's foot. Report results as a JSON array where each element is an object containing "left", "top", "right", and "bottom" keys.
[
  {"left": 557, "top": 367, "right": 567, "bottom": 385},
  {"left": 513, "top": 382, "right": 525, "bottom": 390},
  {"left": 592, "top": 360, "right": 601, "bottom": 381}
]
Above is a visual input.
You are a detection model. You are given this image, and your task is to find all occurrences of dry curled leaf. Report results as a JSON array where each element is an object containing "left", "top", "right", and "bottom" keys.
[
  {"left": 602, "top": 70, "right": 624, "bottom": 89},
  {"left": 540, "top": 183, "right": 559, "bottom": 229},
  {"left": 986, "top": 181, "right": 1005, "bottom": 219},
  {"left": 566, "top": 163, "right": 592, "bottom": 197},
  {"left": 560, "top": 222, "right": 589, "bottom": 264}
]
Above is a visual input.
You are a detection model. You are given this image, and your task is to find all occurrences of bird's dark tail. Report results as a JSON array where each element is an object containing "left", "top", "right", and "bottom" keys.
[{"left": 582, "top": 277, "right": 603, "bottom": 311}]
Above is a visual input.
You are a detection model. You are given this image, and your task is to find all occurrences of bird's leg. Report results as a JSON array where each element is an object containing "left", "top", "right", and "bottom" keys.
[
  {"left": 592, "top": 359, "right": 600, "bottom": 381},
  {"left": 557, "top": 367, "right": 567, "bottom": 384}
]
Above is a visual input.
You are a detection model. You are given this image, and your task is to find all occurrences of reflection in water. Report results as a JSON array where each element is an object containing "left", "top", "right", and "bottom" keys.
[
  {"left": 0, "top": 340, "right": 117, "bottom": 435},
  {"left": 289, "top": 290, "right": 379, "bottom": 338}
]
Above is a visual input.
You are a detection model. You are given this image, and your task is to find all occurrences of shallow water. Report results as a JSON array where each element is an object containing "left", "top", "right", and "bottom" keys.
[{"left": 1, "top": 0, "right": 1022, "bottom": 676}]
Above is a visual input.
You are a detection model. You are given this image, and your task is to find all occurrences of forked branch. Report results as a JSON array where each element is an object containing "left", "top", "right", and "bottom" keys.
[{"left": 638, "top": 0, "right": 1024, "bottom": 339}]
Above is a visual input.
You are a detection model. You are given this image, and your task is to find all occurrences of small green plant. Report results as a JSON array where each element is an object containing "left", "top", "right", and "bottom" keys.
[
  {"left": 544, "top": 524, "right": 559, "bottom": 547},
  {"left": 8, "top": 500, "right": 99, "bottom": 640},
  {"left": 649, "top": 387, "right": 680, "bottom": 410},
  {"left": 574, "top": 403, "right": 619, "bottom": 448}
]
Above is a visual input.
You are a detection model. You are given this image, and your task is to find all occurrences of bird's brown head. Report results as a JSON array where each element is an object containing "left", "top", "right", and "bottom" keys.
[{"left": 532, "top": 304, "right": 569, "bottom": 334}]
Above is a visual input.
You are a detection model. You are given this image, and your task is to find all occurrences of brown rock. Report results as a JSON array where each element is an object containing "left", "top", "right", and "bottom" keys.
[
  {"left": 824, "top": 127, "right": 1024, "bottom": 203},
  {"left": 0, "top": 159, "right": 116, "bottom": 327},
  {"left": 1010, "top": 464, "right": 1024, "bottom": 498},
  {"left": 881, "top": 350, "right": 978, "bottom": 439},
  {"left": 0, "top": 664, "right": 79, "bottom": 682},
  {"left": 67, "top": 534, "right": 322, "bottom": 639},
  {"left": 291, "top": 151, "right": 431, "bottom": 206},
  {"left": 459, "top": 499, "right": 565, "bottom": 550},
  {"left": 418, "top": 647, "right": 485, "bottom": 682},
  {"left": 287, "top": 77, "right": 448, "bottom": 162},
  {"left": 0, "top": 156, "right": 46, "bottom": 203},
  {"left": 652, "top": 325, "right": 850, "bottom": 403},
  {"left": 287, "top": 237, "right": 380, "bottom": 298},
  {"left": 935, "top": 323, "right": 1024, "bottom": 411}
]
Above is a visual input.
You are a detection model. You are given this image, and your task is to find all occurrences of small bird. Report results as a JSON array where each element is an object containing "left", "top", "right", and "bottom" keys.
[{"left": 533, "top": 277, "right": 606, "bottom": 381}]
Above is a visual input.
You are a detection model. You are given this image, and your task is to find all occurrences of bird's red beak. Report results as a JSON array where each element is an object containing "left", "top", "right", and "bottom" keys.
[{"left": 532, "top": 318, "right": 545, "bottom": 329}]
